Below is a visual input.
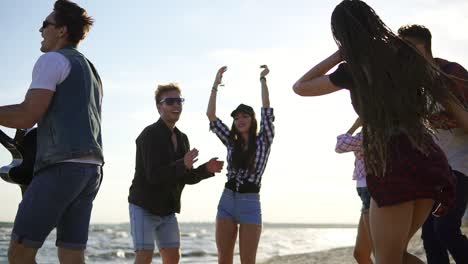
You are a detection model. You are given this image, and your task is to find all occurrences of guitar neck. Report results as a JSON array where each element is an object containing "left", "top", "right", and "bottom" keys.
[{"left": 0, "top": 129, "right": 15, "bottom": 148}]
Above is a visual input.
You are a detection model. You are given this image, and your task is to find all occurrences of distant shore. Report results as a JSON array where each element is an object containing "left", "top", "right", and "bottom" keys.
[{"left": 260, "top": 227, "right": 467, "bottom": 264}]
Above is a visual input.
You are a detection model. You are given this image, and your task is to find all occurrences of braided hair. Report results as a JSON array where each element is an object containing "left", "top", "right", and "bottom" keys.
[{"left": 331, "top": 0, "right": 454, "bottom": 176}]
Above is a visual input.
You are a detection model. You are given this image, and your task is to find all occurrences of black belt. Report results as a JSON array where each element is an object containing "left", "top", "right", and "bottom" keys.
[{"left": 225, "top": 180, "right": 260, "bottom": 193}]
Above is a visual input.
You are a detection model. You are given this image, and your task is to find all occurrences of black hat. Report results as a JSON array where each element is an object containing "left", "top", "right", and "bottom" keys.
[{"left": 230, "top": 104, "right": 254, "bottom": 117}]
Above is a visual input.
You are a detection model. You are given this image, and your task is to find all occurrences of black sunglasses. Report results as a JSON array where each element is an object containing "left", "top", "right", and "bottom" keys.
[
  {"left": 159, "top": 97, "right": 185, "bottom": 106},
  {"left": 42, "top": 20, "right": 56, "bottom": 29}
]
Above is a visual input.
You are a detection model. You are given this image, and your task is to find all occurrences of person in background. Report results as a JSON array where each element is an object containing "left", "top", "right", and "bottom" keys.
[
  {"left": 399, "top": 24, "right": 468, "bottom": 264},
  {"left": 335, "top": 117, "right": 373, "bottom": 264},
  {"left": 128, "top": 83, "right": 224, "bottom": 264}
]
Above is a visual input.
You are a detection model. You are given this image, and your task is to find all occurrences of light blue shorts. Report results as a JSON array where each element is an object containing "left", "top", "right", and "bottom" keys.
[
  {"left": 129, "top": 203, "right": 180, "bottom": 251},
  {"left": 216, "top": 188, "right": 262, "bottom": 225}
]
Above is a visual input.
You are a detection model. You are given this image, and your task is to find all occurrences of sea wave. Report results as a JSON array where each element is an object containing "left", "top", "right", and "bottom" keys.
[
  {"left": 88, "top": 249, "right": 136, "bottom": 260},
  {"left": 85, "top": 248, "right": 218, "bottom": 262},
  {"left": 0, "top": 222, "right": 358, "bottom": 264}
]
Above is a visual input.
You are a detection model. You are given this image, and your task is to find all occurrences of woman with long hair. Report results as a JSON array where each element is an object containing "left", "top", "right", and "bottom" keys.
[
  {"left": 207, "top": 65, "right": 274, "bottom": 264},
  {"left": 293, "top": 1, "right": 468, "bottom": 263}
]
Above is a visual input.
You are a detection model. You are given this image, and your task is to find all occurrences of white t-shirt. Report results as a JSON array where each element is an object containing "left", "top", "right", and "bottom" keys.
[
  {"left": 29, "top": 52, "right": 71, "bottom": 91},
  {"left": 435, "top": 128, "right": 468, "bottom": 177},
  {"left": 29, "top": 52, "right": 101, "bottom": 165}
]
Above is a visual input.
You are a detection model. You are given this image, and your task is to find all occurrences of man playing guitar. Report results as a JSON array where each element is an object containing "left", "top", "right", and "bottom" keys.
[{"left": 0, "top": 1, "right": 103, "bottom": 263}]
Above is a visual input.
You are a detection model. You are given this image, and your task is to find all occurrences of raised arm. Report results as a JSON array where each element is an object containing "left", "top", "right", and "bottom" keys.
[
  {"left": 346, "top": 117, "right": 362, "bottom": 135},
  {"left": 207, "top": 66, "right": 227, "bottom": 122},
  {"left": 293, "top": 50, "right": 343, "bottom": 96},
  {"left": 335, "top": 117, "right": 362, "bottom": 153},
  {"left": 260, "top": 65, "right": 270, "bottom": 108}
]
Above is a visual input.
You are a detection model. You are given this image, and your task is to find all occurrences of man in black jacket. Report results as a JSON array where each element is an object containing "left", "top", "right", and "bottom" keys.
[{"left": 128, "top": 83, "right": 223, "bottom": 264}]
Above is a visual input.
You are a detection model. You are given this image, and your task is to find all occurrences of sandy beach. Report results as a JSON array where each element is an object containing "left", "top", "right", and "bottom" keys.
[{"left": 260, "top": 227, "right": 467, "bottom": 264}]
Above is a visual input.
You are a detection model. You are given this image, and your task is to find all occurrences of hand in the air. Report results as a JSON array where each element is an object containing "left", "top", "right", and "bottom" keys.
[
  {"left": 260, "top": 65, "right": 270, "bottom": 78},
  {"left": 214, "top": 66, "right": 227, "bottom": 86}
]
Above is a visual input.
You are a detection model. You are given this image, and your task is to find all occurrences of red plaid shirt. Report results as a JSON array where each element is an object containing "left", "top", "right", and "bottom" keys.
[{"left": 430, "top": 58, "right": 468, "bottom": 129}]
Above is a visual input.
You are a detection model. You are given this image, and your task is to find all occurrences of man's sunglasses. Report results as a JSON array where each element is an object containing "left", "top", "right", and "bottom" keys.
[
  {"left": 159, "top": 97, "right": 185, "bottom": 106},
  {"left": 42, "top": 20, "right": 56, "bottom": 29}
]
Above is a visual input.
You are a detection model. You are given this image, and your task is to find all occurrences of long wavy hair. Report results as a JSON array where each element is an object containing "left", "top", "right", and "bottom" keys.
[
  {"left": 230, "top": 113, "right": 258, "bottom": 173},
  {"left": 331, "top": 0, "right": 455, "bottom": 176}
]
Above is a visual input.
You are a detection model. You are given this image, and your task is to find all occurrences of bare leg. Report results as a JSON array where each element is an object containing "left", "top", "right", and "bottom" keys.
[
  {"left": 354, "top": 213, "right": 373, "bottom": 264},
  {"left": 362, "top": 212, "right": 374, "bottom": 261},
  {"left": 370, "top": 199, "right": 433, "bottom": 264},
  {"left": 239, "top": 224, "right": 262, "bottom": 264},
  {"left": 58, "top": 247, "right": 85, "bottom": 264},
  {"left": 8, "top": 240, "right": 38, "bottom": 264},
  {"left": 160, "top": 248, "right": 180, "bottom": 264},
  {"left": 134, "top": 250, "right": 154, "bottom": 264},
  {"left": 216, "top": 219, "right": 238, "bottom": 264},
  {"left": 403, "top": 199, "right": 434, "bottom": 264}
]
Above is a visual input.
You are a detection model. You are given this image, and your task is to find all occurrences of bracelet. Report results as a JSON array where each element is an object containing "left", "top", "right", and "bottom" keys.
[{"left": 260, "top": 77, "right": 266, "bottom": 81}]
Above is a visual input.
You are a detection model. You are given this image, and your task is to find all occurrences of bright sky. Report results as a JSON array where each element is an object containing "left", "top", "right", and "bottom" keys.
[{"left": 0, "top": 0, "right": 467, "bottom": 224}]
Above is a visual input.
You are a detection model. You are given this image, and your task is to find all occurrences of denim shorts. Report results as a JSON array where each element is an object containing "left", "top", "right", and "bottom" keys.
[
  {"left": 216, "top": 188, "right": 262, "bottom": 225},
  {"left": 129, "top": 203, "right": 180, "bottom": 251},
  {"left": 11, "top": 162, "right": 102, "bottom": 250},
  {"left": 357, "top": 187, "right": 371, "bottom": 214}
]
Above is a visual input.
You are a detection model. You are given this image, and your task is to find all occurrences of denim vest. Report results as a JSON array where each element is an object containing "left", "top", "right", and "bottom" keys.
[{"left": 35, "top": 47, "right": 104, "bottom": 172}]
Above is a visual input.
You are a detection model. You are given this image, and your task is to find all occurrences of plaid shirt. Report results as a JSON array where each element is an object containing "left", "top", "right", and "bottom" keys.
[
  {"left": 430, "top": 58, "right": 468, "bottom": 129},
  {"left": 335, "top": 132, "right": 366, "bottom": 181},
  {"left": 209, "top": 108, "right": 275, "bottom": 191}
]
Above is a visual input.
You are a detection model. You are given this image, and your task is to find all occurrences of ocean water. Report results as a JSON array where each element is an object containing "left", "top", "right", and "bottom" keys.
[{"left": 0, "top": 222, "right": 358, "bottom": 263}]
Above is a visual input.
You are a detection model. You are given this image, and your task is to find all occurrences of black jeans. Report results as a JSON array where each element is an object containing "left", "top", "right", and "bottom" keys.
[{"left": 422, "top": 170, "right": 468, "bottom": 264}]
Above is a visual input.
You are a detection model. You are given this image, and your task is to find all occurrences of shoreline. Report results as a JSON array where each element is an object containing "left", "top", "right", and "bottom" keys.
[{"left": 260, "top": 227, "right": 466, "bottom": 264}]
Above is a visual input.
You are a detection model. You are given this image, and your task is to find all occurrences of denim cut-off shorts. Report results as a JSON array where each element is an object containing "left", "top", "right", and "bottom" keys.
[
  {"left": 129, "top": 203, "right": 180, "bottom": 251},
  {"left": 216, "top": 188, "right": 262, "bottom": 225},
  {"left": 357, "top": 187, "right": 371, "bottom": 214},
  {"left": 11, "top": 162, "right": 102, "bottom": 250}
]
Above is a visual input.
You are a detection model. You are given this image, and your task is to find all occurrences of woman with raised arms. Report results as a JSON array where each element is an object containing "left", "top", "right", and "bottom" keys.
[{"left": 207, "top": 65, "right": 275, "bottom": 264}]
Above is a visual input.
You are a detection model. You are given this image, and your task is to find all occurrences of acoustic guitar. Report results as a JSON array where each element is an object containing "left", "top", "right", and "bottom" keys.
[{"left": 0, "top": 128, "right": 36, "bottom": 194}]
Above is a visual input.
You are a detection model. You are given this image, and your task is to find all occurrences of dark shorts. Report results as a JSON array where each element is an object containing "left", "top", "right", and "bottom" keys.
[
  {"left": 357, "top": 187, "right": 371, "bottom": 213},
  {"left": 367, "top": 134, "right": 455, "bottom": 209},
  {"left": 11, "top": 162, "right": 102, "bottom": 250}
]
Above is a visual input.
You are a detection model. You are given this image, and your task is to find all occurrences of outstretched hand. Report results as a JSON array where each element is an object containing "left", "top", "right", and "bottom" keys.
[
  {"left": 260, "top": 65, "right": 270, "bottom": 78},
  {"left": 214, "top": 66, "right": 227, "bottom": 87},
  {"left": 205, "top": 157, "right": 224, "bottom": 173}
]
